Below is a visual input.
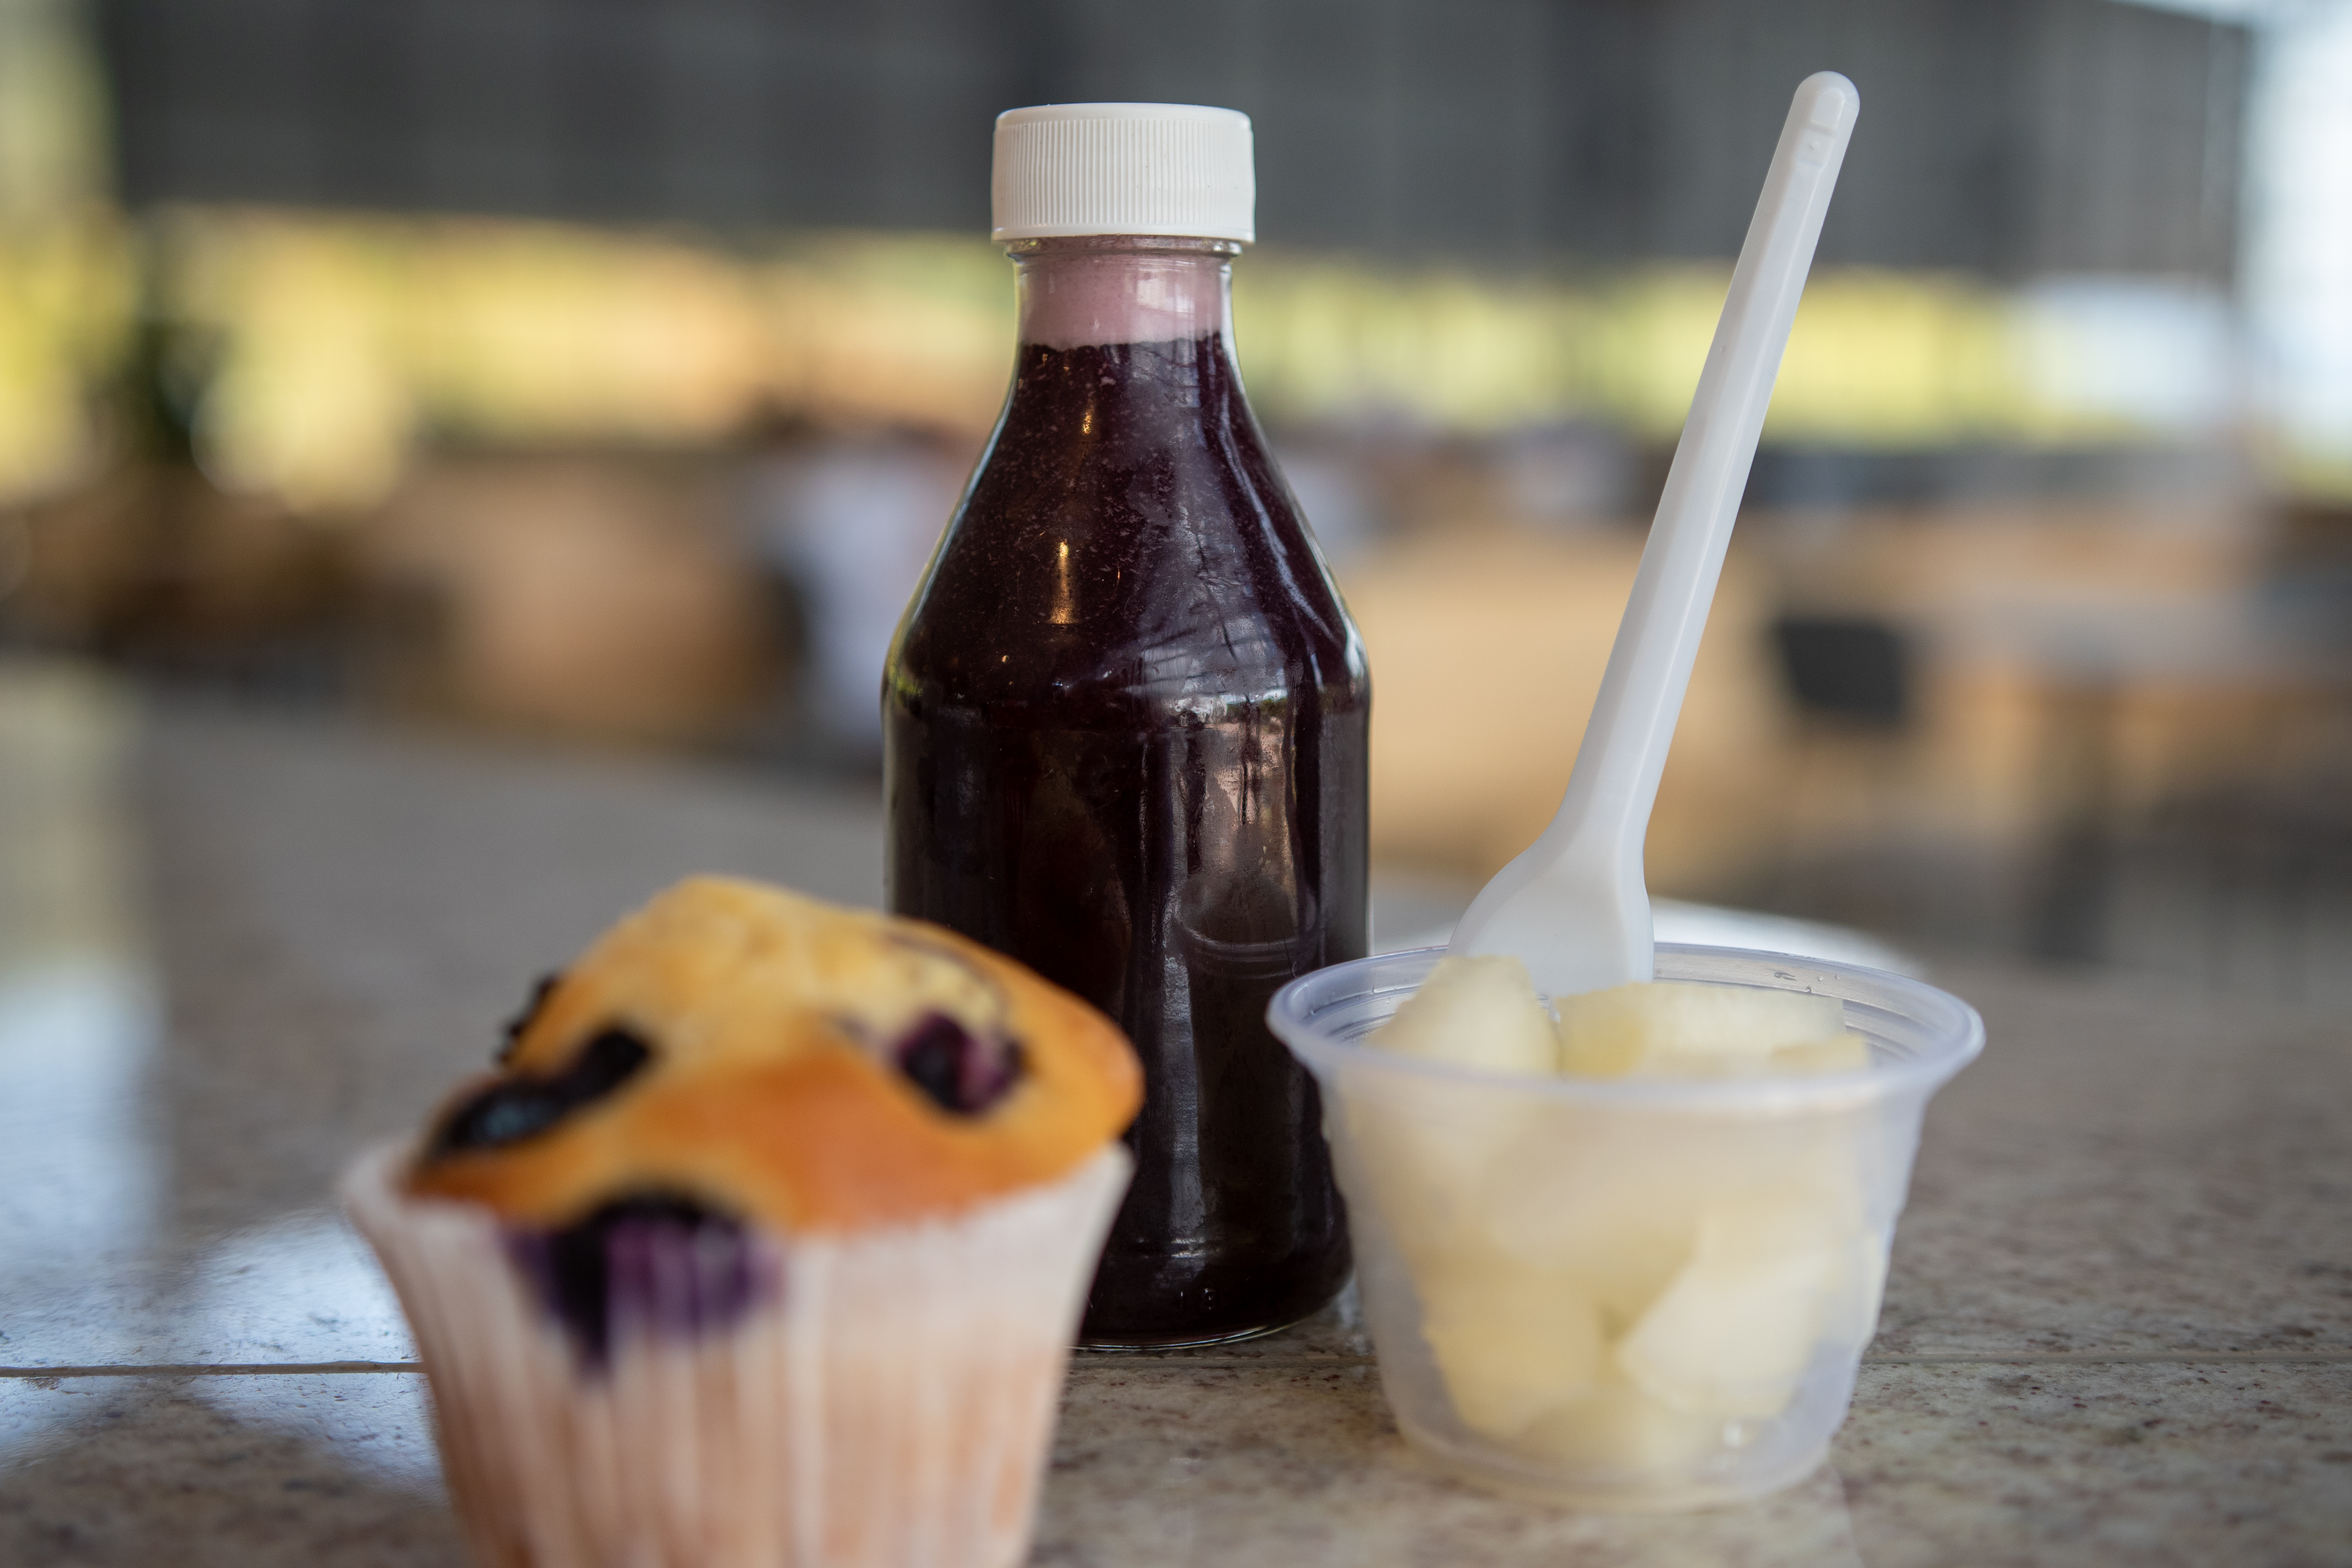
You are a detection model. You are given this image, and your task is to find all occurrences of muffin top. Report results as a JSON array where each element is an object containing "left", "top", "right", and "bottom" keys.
[{"left": 407, "top": 876, "right": 1142, "bottom": 1233}]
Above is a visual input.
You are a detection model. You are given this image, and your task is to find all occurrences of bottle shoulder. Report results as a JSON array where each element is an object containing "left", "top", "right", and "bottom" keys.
[
  {"left": 890, "top": 538, "right": 1367, "bottom": 720},
  {"left": 889, "top": 333, "right": 1368, "bottom": 718}
]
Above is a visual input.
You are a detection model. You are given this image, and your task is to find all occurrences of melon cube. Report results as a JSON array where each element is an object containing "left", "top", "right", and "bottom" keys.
[
  {"left": 1416, "top": 1256, "right": 1606, "bottom": 1439},
  {"left": 1478, "top": 1141, "right": 1707, "bottom": 1333},
  {"left": 1346, "top": 1090, "right": 1518, "bottom": 1245},
  {"left": 1514, "top": 1370, "right": 1727, "bottom": 1473},
  {"left": 1615, "top": 1191, "right": 1860, "bottom": 1418},
  {"left": 1770, "top": 1032, "right": 1873, "bottom": 1075},
  {"left": 1352, "top": 954, "right": 1561, "bottom": 1239},
  {"left": 1555, "top": 981, "right": 1846, "bottom": 1079},
  {"left": 1369, "top": 954, "right": 1559, "bottom": 1076}
]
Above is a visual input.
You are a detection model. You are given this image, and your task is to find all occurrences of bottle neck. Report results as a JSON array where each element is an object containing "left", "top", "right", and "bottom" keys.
[{"left": 1010, "top": 235, "right": 1238, "bottom": 351}]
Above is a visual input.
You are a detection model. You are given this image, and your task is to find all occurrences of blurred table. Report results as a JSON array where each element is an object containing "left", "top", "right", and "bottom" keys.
[
  {"left": 1957, "top": 587, "right": 2352, "bottom": 968},
  {"left": 2, "top": 666, "right": 2349, "bottom": 1567}
]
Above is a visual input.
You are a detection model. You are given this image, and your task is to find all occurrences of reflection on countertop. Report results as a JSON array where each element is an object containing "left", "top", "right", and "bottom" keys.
[
  {"left": 1, "top": 664, "right": 165, "bottom": 1450},
  {"left": 0, "top": 666, "right": 2348, "bottom": 1566}
]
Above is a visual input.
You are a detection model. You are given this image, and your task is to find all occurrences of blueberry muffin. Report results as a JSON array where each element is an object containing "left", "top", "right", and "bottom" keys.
[
  {"left": 411, "top": 875, "right": 1137, "bottom": 1232},
  {"left": 343, "top": 877, "right": 1140, "bottom": 1568}
]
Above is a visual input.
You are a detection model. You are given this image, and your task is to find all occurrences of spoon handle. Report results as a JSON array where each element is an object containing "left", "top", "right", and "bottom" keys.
[{"left": 1453, "top": 73, "right": 1859, "bottom": 993}]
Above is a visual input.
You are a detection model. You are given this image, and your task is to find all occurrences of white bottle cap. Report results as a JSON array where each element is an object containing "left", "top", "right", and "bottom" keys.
[{"left": 992, "top": 103, "right": 1255, "bottom": 244}]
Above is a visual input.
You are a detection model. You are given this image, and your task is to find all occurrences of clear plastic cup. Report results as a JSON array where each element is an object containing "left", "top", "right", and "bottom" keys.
[{"left": 1267, "top": 943, "right": 1983, "bottom": 1512}]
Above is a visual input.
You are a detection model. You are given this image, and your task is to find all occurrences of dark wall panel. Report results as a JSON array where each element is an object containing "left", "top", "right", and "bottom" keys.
[{"left": 97, "top": 0, "right": 2247, "bottom": 281}]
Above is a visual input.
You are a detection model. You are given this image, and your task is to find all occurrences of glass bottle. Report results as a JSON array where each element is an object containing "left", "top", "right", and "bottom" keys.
[{"left": 883, "top": 109, "right": 1370, "bottom": 1347}]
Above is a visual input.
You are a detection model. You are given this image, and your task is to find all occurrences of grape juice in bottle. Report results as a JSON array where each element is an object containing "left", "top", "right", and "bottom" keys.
[{"left": 884, "top": 105, "right": 1369, "bottom": 1346}]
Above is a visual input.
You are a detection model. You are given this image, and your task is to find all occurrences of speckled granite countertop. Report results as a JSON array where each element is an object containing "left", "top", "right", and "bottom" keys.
[{"left": 2, "top": 677, "right": 2347, "bottom": 1566}]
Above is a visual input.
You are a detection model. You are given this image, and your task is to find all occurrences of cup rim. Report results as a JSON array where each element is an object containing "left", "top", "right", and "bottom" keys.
[{"left": 1267, "top": 942, "right": 1985, "bottom": 1114}]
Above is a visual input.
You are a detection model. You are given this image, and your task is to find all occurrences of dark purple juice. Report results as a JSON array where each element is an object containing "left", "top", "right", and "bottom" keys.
[{"left": 884, "top": 323, "right": 1369, "bottom": 1346}]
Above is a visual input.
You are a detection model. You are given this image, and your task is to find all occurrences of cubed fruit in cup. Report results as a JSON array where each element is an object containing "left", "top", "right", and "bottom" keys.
[
  {"left": 1267, "top": 945, "right": 1984, "bottom": 1511},
  {"left": 1555, "top": 980, "right": 1851, "bottom": 1078},
  {"left": 1514, "top": 1371, "right": 1727, "bottom": 1473},
  {"left": 1416, "top": 1254, "right": 1606, "bottom": 1438},
  {"left": 1476, "top": 1119, "right": 1713, "bottom": 1332},
  {"left": 1349, "top": 955, "right": 1559, "bottom": 1235},
  {"left": 1346, "top": 1082, "right": 1531, "bottom": 1242},
  {"left": 1616, "top": 1195, "right": 1864, "bottom": 1418},
  {"left": 1372, "top": 954, "right": 1558, "bottom": 1074},
  {"left": 1770, "top": 1032, "right": 1872, "bottom": 1074}
]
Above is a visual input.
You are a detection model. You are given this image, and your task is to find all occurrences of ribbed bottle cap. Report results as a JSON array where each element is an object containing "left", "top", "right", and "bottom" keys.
[{"left": 992, "top": 103, "right": 1254, "bottom": 244}]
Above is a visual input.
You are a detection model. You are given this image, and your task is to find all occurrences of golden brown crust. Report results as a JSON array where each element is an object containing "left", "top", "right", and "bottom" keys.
[{"left": 407, "top": 877, "right": 1141, "bottom": 1233}]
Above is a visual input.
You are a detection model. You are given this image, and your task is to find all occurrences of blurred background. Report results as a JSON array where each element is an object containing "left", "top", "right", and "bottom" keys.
[{"left": 2, "top": 0, "right": 2348, "bottom": 993}]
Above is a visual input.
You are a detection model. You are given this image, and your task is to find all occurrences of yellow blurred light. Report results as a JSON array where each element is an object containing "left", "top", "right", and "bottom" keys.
[
  {"left": 1236, "top": 257, "right": 2115, "bottom": 447},
  {"left": 0, "top": 216, "right": 133, "bottom": 500},
  {"left": 0, "top": 203, "right": 2290, "bottom": 514},
  {"left": 1768, "top": 270, "right": 2019, "bottom": 443},
  {"left": 157, "top": 212, "right": 1017, "bottom": 510}
]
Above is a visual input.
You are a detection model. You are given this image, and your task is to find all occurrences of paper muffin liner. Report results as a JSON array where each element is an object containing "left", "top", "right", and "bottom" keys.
[{"left": 343, "top": 1144, "right": 1130, "bottom": 1568}]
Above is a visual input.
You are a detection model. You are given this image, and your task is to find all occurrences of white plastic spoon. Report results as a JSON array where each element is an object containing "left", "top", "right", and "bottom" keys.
[{"left": 1450, "top": 71, "right": 1860, "bottom": 998}]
